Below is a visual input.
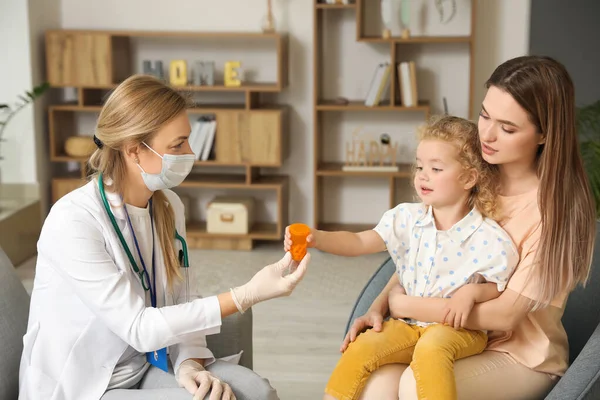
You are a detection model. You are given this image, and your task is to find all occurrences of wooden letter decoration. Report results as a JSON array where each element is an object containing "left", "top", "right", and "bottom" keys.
[
  {"left": 143, "top": 60, "right": 164, "bottom": 80},
  {"left": 343, "top": 129, "right": 400, "bottom": 172},
  {"left": 380, "top": 141, "right": 399, "bottom": 164},
  {"left": 225, "top": 61, "right": 242, "bottom": 87},
  {"left": 169, "top": 60, "right": 188, "bottom": 86},
  {"left": 193, "top": 61, "right": 215, "bottom": 86},
  {"left": 346, "top": 141, "right": 356, "bottom": 164}
]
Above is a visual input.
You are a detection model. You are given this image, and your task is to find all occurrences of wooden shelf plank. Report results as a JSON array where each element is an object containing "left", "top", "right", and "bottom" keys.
[
  {"left": 175, "top": 83, "right": 281, "bottom": 92},
  {"left": 193, "top": 160, "right": 281, "bottom": 168},
  {"left": 358, "top": 35, "right": 472, "bottom": 44},
  {"left": 46, "top": 29, "right": 283, "bottom": 40},
  {"left": 49, "top": 82, "right": 281, "bottom": 93},
  {"left": 193, "top": 161, "right": 246, "bottom": 167},
  {"left": 51, "top": 154, "right": 90, "bottom": 163},
  {"left": 180, "top": 174, "right": 288, "bottom": 189},
  {"left": 317, "top": 222, "right": 374, "bottom": 232},
  {"left": 317, "top": 162, "right": 413, "bottom": 178},
  {"left": 188, "top": 104, "right": 246, "bottom": 112},
  {"left": 51, "top": 154, "right": 280, "bottom": 169},
  {"left": 51, "top": 103, "right": 284, "bottom": 113},
  {"left": 186, "top": 221, "right": 280, "bottom": 240},
  {"left": 50, "top": 105, "right": 103, "bottom": 112},
  {"left": 316, "top": 100, "right": 430, "bottom": 112},
  {"left": 52, "top": 172, "right": 86, "bottom": 181},
  {"left": 316, "top": 3, "right": 356, "bottom": 9}
]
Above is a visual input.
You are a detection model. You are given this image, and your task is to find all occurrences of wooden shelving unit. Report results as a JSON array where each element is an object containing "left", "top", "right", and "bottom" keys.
[
  {"left": 312, "top": 0, "right": 477, "bottom": 231},
  {"left": 45, "top": 29, "right": 289, "bottom": 250}
]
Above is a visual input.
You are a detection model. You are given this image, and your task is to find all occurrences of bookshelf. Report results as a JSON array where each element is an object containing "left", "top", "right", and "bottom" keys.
[
  {"left": 45, "top": 29, "right": 289, "bottom": 250},
  {"left": 312, "top": 0, "right": 477, "bottom": 230}
]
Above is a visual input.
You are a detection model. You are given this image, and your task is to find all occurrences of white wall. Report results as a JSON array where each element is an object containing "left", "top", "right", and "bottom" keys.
[
  {"left": 56, "top": 0, "right": 530, "bottom": 226},
  {"left": 472, "top": 0, "right": 532, "bottom": 115},
  {"left": 0, "top": 0, "right": 61, "bottom": 209},
  {"left": 0, "top": 0, "right": 35, "bottom": 184},
  {"left": 28, "top": 0, "right": 62, "bottom": 214}
]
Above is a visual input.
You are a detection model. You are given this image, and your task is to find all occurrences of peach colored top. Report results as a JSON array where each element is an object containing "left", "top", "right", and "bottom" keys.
[{"left": 487, "top": 188, "right": 569, "bottom": 377}]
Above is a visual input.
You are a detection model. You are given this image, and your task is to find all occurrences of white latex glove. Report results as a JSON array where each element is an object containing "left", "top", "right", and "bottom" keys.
[
  {"left": 176, "top": 359, "right": 236, "bottom": 400},
  {"left": 230, "top": 251, "right": 310, "bottom": 313}
]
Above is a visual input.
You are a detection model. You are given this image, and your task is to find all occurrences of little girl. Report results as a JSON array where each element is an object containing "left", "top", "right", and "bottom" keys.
[{"left": 285, "top": 115, "right": 519, "bottom": 400}]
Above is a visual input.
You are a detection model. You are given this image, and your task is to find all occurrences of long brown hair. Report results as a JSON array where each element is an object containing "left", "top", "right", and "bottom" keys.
[
  {"left": 486, "top": 55, "right": 596, "bottom": 307},
  {"left": 88, "top": 74, "right": 191, "bottom": 288},
  {"left": 417, "top": 115, "right": 500, "bottom": 219}
]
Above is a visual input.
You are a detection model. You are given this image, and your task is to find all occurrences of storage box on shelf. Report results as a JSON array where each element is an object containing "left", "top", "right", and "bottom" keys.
[
  {"left": 207, "top": 196, "right": 256, "bottom": 235},
  {"left": 45, "top": 29, "right": 290, "bottom": 250},
  {"left": 312, "top": 0, "right": 476, "bottom": 230}
]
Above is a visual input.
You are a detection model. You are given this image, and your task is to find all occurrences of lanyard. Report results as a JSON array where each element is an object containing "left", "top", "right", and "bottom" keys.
[
  {"left": 98, "top": 173, "right": 190, "bottom": 305},
  {"left": 123, "top": 199, "right": 157, "bottom": 308},
  {"left": 98, "top": 173, "right": 157, "bottom": 306}
]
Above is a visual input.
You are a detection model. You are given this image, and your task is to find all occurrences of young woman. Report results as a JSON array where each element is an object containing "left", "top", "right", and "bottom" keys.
[
  {"left": 342, "top": 55, "right": 597, "bottom": 399},
  {"left": 19, "top": 75, "right": 310, "bottom": 400}
]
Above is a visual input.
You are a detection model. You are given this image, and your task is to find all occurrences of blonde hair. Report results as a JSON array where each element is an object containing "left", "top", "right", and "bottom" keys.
[
  {"left": 88, "top": 74, "right": 191, "bottom": 289},
  {"left": 486, "top": 56, "right": 596, "bottom": 308},
  {"left": 416, "top": 115, "right": 500, "bottom": 219}
]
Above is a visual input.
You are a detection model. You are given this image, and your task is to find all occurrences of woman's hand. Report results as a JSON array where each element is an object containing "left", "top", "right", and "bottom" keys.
[
  {"left": 388, "top": 283, "right": 408, "bottom": 319},
  {"left": 340, "top": 309, "right": 384, "bottom": 353},
  {"left": 230, "top": 252, "right": 310, "bottom": 313},
  {"left": 176, "top": 360, "right": 235, "bottom": 400},
  {"left": 283, "top": 225, "right": 318, "bottom": 252}
]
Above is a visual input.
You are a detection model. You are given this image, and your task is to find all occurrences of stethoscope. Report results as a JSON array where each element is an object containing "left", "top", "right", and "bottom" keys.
[{"left": 98, "top": 173, "right": 190, "bottom": 303}]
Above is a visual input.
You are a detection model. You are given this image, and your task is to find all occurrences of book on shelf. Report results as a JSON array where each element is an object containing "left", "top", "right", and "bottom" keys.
[
  {"left": 398, "top": 61, "right": 418, "bottom": 107},
  {"left": 189, "top": 116, "right": 217, "bottom": 161},
  {"left": 364, "top": 62, "right": 392, "bottom": 107}
]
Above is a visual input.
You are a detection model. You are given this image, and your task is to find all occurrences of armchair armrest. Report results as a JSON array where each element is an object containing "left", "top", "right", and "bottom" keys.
[
  {"left": 345, "top": 257, "right": 395, "bottom": 336},
  {"left": 546, "top": 322, "right": 600, "bottom": 400},
  {"left": 206, "top": 308, "right": 253, "bottom": 370}
]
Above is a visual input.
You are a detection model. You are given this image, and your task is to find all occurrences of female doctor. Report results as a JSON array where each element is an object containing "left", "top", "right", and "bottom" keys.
[{"left": 19, "top": 74, "right": 310, "bottom": 400}]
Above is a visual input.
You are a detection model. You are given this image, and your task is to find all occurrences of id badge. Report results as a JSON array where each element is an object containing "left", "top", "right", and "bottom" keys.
[{"left": 146, "top": 347, "right": 168, "bottom": 372}]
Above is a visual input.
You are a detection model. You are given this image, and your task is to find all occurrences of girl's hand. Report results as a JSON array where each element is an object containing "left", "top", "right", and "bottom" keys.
[
  {"left": 443, "top": 286, "right": 477, "bottom": 329},
  {"left": 340, "top": 309, "right": 384, "bottom": 353},
  {"left": 283, "top": 225, "right": 317, "bottom": 252}
]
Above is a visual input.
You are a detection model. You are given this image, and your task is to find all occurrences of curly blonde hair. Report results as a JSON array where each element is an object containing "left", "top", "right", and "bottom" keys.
[{"left": 416, "top": 115, "right": 500, "bottom": 219}]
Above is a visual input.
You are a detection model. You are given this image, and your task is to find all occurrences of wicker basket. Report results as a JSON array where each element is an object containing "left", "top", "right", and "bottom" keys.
[{"left": 64, "top": 136, "right": 96, "bottom": 158}]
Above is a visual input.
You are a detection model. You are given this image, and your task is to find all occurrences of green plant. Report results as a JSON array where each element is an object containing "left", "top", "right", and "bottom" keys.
[
  {"left": 0, "top": 82, "right": 50, "bottom": 160},
  {"left": 577, "top": 99, "right": 600, "bottom": 217}
]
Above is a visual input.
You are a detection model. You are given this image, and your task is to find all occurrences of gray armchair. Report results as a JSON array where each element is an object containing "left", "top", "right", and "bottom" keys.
[
  {"left": 346, "top": 222, "right": 600, "bottom": 400},
  {"left": 0, "top": 245, "right": 253, "bottom": 400}
]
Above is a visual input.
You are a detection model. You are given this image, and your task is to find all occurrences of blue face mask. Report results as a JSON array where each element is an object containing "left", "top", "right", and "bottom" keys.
[{"left": 136, "top": 142, "right": 195, "bottom": 191}]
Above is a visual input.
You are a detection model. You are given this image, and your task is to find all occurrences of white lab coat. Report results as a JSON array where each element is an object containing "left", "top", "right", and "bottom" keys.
[{"left": 18, "top": 178, "right": 223, "bottom": 400}]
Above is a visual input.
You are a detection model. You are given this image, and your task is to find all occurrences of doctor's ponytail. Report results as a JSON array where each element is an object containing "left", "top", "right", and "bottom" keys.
[
  {"left": 152, "top": 189, "right": 181, "bottom": 287},
  {"left": 88, "top": 75, "right": 191, "bottom": 289}
]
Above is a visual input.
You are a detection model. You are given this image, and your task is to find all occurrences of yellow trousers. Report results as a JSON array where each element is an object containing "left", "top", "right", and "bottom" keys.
[{"left": 325, "top": 319, "right": 488, "bottom": 400}]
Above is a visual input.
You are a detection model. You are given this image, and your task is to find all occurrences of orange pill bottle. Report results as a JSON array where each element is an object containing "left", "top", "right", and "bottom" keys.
[{"left": 289, "top": 223, "right": 311, "bottom": 262}]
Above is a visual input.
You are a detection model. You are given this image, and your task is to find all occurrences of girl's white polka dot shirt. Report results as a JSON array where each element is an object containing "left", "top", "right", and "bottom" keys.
[{"left": 374, "top": 202, "right": 519, "bottom": 307}]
